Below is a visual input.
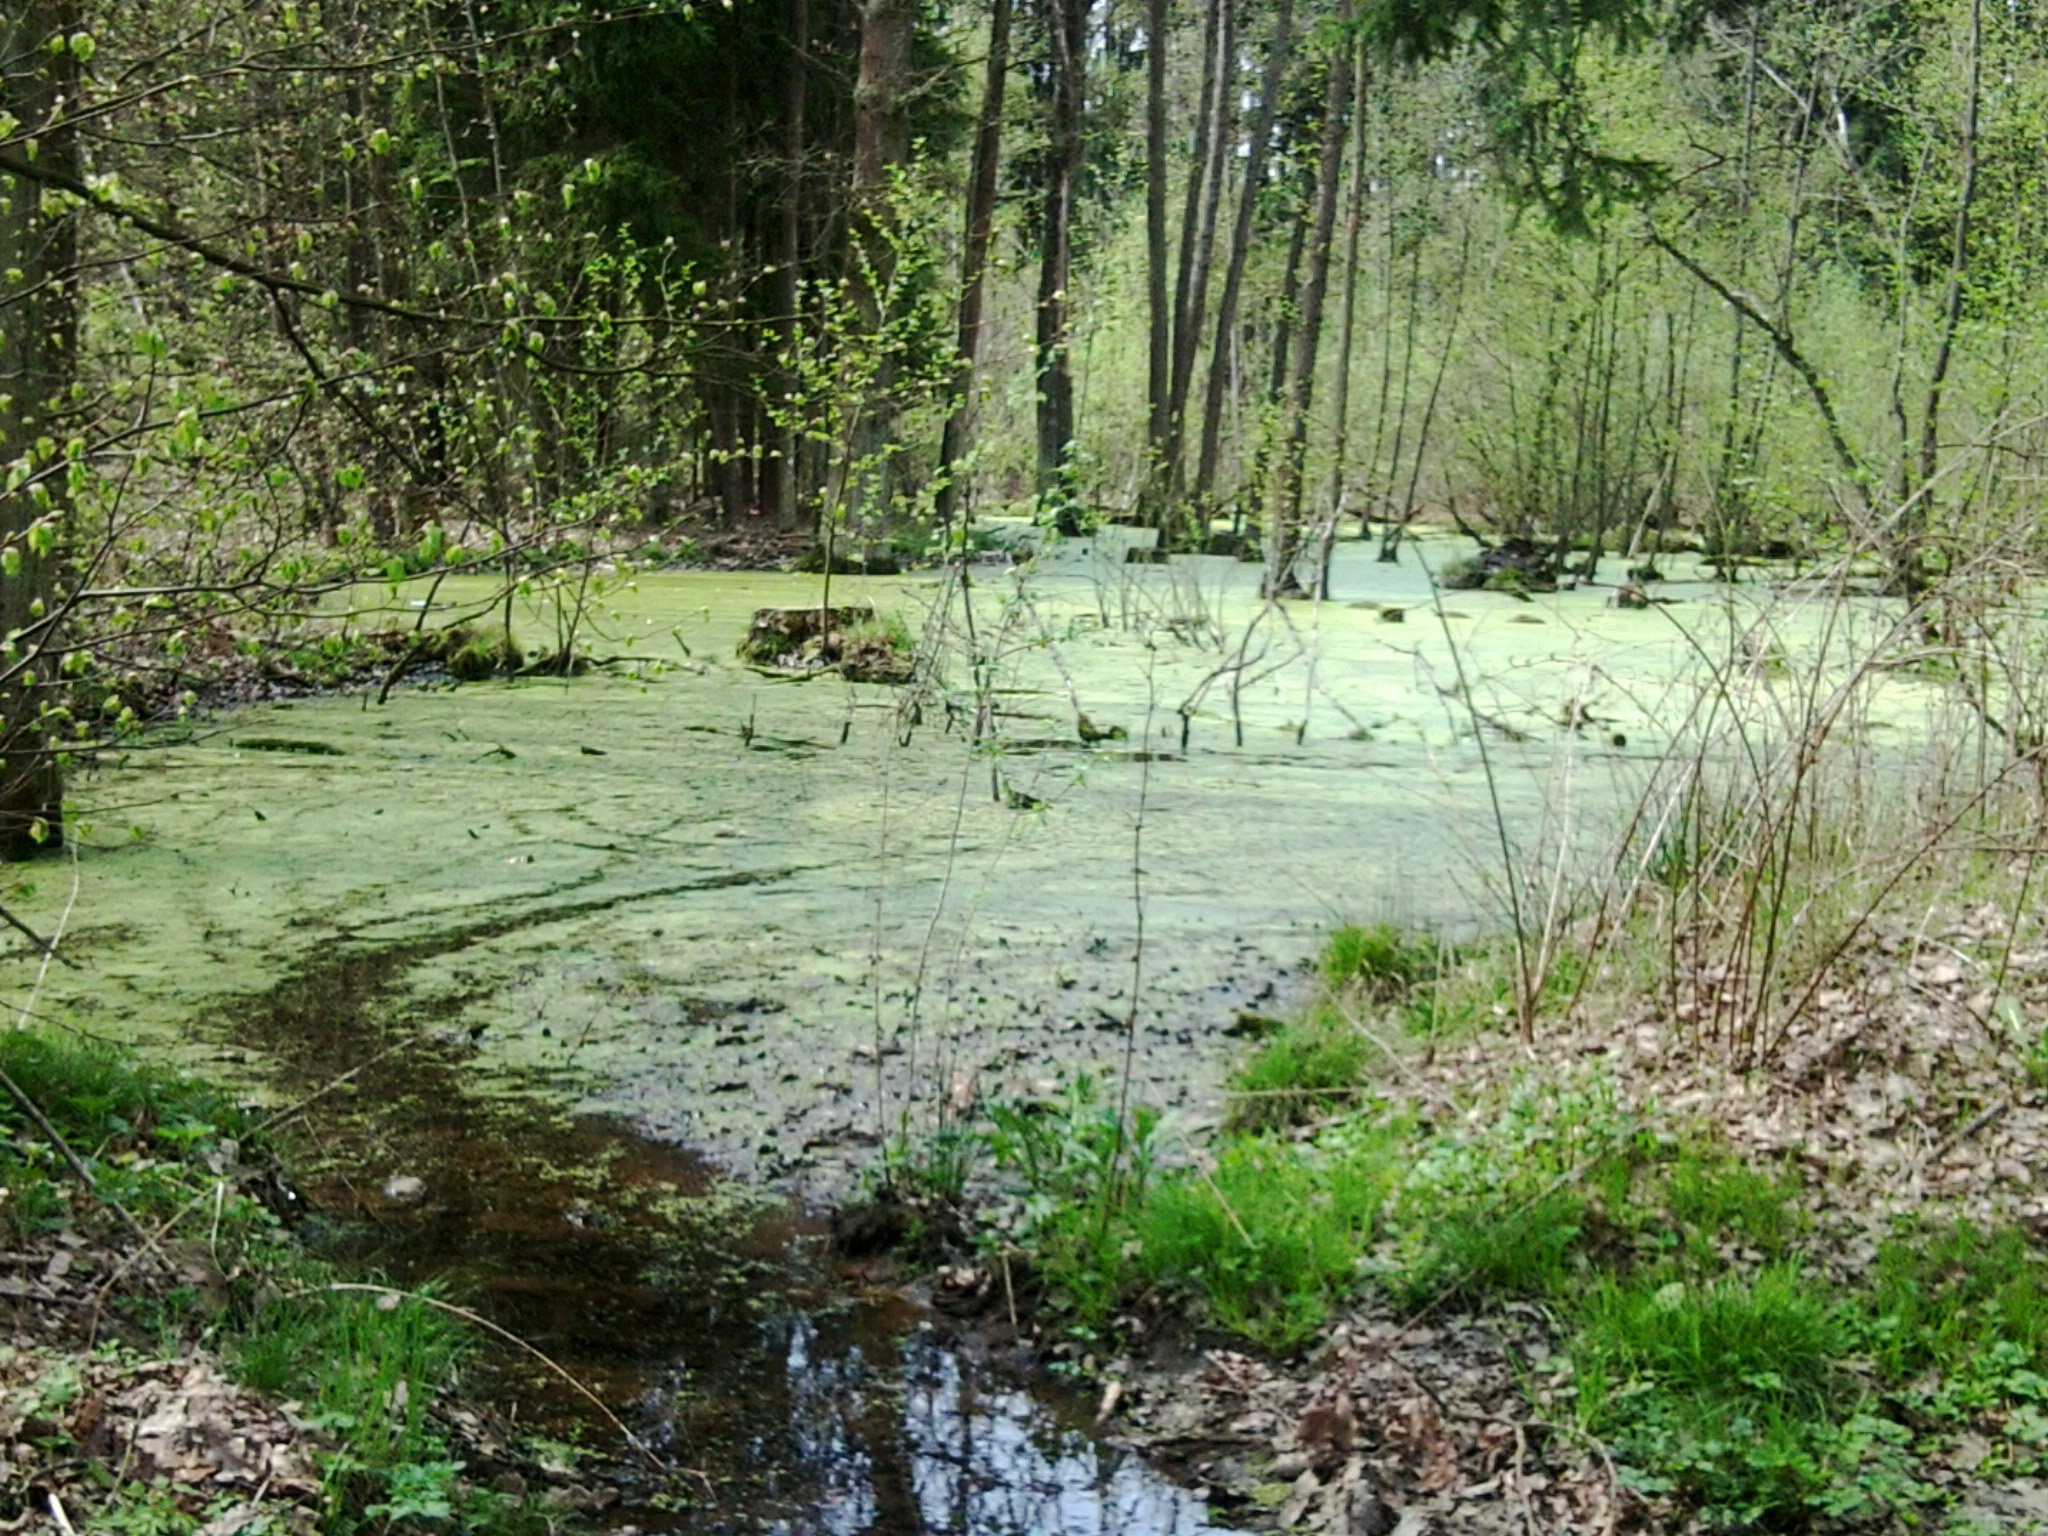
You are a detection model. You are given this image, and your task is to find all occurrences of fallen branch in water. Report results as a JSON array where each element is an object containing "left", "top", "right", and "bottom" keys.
[{"left": 256, "top": 1037, "right": 414, "bottom": 1136}]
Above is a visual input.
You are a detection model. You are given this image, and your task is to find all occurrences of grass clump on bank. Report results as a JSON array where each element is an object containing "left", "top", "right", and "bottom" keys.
[
  {"left": 1226, "top": 1010, "right": 1368, "bottom": 1131},
  {"left": 0, "top": 1027, "right": 558, "bottom": 1536},
  {"left": 943, "top": 921, "right": 2048, "bottom": 1532},
  {"left": 1225, "top": 923, "right": 1445, "bottom": 1132}
]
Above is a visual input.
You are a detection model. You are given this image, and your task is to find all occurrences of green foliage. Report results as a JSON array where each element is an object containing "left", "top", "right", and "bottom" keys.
[
  {"left": 0, "top": 1029, "right": 549, "bottom": 1535},
  {"left": 1318, "top": 923, "right": 1439, "bottom": 1000},
  {"left": 982, "top": 1079, "right": 1162, "bottom": 1337},
  {"left": 1665, "top": 1151, "right": 1801, "bottom": 1261},
  {"left": 1227, "top": 1011, "right": 1368, "bottom": 1131},
  {"left": 877, "top": 1123, "right": 977, "bottom": 1205},
  {"left": 0, "top": 1028, "right": 259, "bottom": 1245},
  {"left": 983, "top": 1082, "right": 1396, "bottom": 1352},
  {"left": 1861, "top": 1223, "right": 2048, "bottom": 1388},
  {"left": 231, "top": 1288, "right": 463, "bottom": 1463},
  {"left": 1137, "top": 1133, "right": 1400, "bottom": 1351},
  {"left": 0, "top": 1027, "right": 245, "bottom": 1151},
  {"left": 1571, "top": 1266, "right": 1854, "bottom": 1523},
  {"left": 1386, "top": 1079, "right": 1640, "bottom": 1295}
]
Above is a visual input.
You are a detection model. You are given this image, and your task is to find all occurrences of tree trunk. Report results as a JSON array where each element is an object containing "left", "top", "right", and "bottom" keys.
[
  {"left": 1238, "top": 157, "right": 1311, "bottom": 532},
  {"left": 1141, "top": 0, "right": 1171, "bottom": 524},
  {"left": 1036, "top": 0, "right": 1088, "bottom": 535},
  {"left": 1193, "top": 0, "right": 1296, "bottom": 514},
  {"left": 934, "top": 0, "right": 1013, "bottom": 537},
  {"left": 1264, "top": 6, "right": 1354, "bottom": 598},
  {"left": 1313, "top": 41, "right": 1371, "bottom": 599},
  {"left": 1905, "top": 0, "right": 1983, "bottom": 595},
  {"left": 0, "top": 0, "right": 78, "bottom": 857},
  {"left": 1166, "top": 0, "right": 1231, "bottom": 522},
  {"left": 845, "top": 0, "right": 918, "bottom": 539},
  {"left": 774, "top": 0, "right": 810, "bottom": 531}
]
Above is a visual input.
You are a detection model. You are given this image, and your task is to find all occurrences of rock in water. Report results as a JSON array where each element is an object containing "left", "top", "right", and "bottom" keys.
[{"left": 736, "top": 605, "right": 876, "bottom": 667}]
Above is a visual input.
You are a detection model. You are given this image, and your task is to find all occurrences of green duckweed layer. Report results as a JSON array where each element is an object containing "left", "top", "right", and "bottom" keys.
[{"left": 3, "top": 537, "right": 1936, "bottom": 1186}]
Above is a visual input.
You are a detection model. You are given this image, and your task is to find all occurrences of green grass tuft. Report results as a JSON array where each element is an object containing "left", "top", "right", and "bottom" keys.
[
  {"left": 1318, "top": 923, "right": 1438, "bottom": 1000},
  {"left": 1226, "top": 1011, "right": 1367, "bottom": 1131},
  {"left": 1136, "top": 1132, "right": 1398, "bottom": 1352},
  {"left": 1572, "top": 1265, "right": 1852, "bottom": 1523},
  {"left": 1862, "top": 1222, "right": 2048, "bottom": 1384}
]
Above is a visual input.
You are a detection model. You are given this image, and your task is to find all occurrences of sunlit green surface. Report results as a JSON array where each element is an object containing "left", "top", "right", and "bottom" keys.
[{"left": 2, "top": 535, "right": 1932, "bottom": 1184}]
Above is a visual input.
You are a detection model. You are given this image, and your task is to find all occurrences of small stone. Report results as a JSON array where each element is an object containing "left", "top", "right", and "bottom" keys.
[{"left": 381, "top": 1175, "right": 427, "bottom": 1203}]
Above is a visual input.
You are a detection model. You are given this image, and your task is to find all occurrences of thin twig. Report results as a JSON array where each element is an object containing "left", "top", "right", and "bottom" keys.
[
  {"left": 256, "top": 1037, "right": 414, "bottom": 1136},
  {"left": 0, "top": 902, "right": 79, "bottom": 968},
  {"left": 321, "top": 1283, "right": 682, "bottom": 1477}
]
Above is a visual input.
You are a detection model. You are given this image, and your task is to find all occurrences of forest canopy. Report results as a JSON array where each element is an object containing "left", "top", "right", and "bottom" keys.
[{"left": 0, "top": 0, "right": 2032, "bottom": 843}]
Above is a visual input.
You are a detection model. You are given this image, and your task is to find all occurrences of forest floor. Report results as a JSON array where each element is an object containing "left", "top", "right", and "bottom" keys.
[
  {"left": 0, "top": 1029, "right": 607, "bottom": 1536},
  {"left": 914, "top": 905, "right": 2048, "bottom": 1536}
]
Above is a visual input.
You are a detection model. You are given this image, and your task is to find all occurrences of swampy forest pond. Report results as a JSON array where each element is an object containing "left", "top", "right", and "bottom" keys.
[{"left": 16, "top": 4, "right": 2048, "bottom": 1528}]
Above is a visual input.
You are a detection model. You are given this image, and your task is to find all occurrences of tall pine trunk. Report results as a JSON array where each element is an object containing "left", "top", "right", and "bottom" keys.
[
  {"left": 1166, "top": 0, "right": 1232, "bottom": 521},
  {"left": 1265, "top": 3, "right": 1355, "bottom": 598},
  {"left": 843, "top": 0, "right": 917, "bottom": 543},
  {"left": 1312, "top": 42, "right": 1370, "bottom": 598},
  {"left": 935, "top": 0, "right": 1013, "bottom": 537},
  {"left": 774, "top": 0, "right": 810, "bottom": 531},
  {"left": 1141, "top": 0, "right": 1171, "bottom": 523},
  {"left": 1036, "top": 0, "right": 1088, "bottom": 534},
  {"left": 0, "top": 0, "right": 78, "bottom": 857},
  {"left": 1193, "top": 0, "right": 1295, "bottom": 514}
]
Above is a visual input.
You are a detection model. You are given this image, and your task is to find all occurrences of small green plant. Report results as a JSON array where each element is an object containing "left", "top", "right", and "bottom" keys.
[
  {"left": 1415, "top": 1193, "right": 1587, "bottom": 1302},
  {"left": 1318, "top": 923, "right": 1438, "bottom": 1001},
  {"left": 981, "top": 1079, "right": 1163, "bottom": 1336},
  {"left": 878, "top": 1123, "right": 978, "bottom": 1204},
  {"left": 2022, "top": 1023, "right": 2048, "bottom": 1090},
  {"left": 1666, "top": 1148, "right": 1801, "bottom": 1261},
  {"left": 232, "top": 1287, "right": 466, "bottom": 1468},
  {"left": 1136, "top": 1132, "right": 1398, "bottom": 1351},
  {"left": 1227, "top": 1011, "right": 1368, "bottom": 1131},
  {"left": 1571, "top": 1265, "right": 1851, "bottom": 1524},
  {"left": 1860, "top": 1222, "right": 2048, "bottom": 1387}
]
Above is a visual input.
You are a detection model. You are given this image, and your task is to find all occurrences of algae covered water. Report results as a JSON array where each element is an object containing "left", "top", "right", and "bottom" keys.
[{"left": 13, "top": 538, "right": 1823, "bottom": 1180}]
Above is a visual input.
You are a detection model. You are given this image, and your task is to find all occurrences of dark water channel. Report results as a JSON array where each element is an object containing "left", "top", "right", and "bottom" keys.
[{"left": 232, "top": 935, "right": 1242, "bottom": 1536}]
